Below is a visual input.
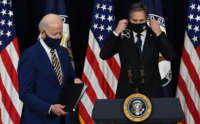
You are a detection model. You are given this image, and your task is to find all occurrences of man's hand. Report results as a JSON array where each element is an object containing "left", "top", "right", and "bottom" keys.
[
  {"left": 149, "top": 19, "right": 162, "bottom": 36},
  {"left": 51, "top": 104, "right": 68, "bottom": 116},
  {"left": 74, "top": 78, "right": 82, "bottom": 84},
  {"left": 114, "top": 19, "right": 128, "bottom": 35}
]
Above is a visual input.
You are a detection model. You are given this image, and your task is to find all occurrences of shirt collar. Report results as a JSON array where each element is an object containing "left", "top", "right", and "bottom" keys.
[
  {"left": 39, "top": 35, "right": 51, "bottom": 53},
  {"left": 133, "top": 30, "right": 147, "bottom": 37}
]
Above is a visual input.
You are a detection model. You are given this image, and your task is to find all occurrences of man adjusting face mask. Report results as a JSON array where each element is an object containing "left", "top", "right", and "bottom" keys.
[
  {"left": 127, "top": 6, "right": 148, "bottom": 34},
  {"left": 127, "top": 22, "right": 148, "bottom": 33}
]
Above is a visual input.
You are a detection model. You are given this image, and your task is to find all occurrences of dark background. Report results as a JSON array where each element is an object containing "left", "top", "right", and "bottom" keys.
[{"left": 13, "top": 0, "right": 188, "bottom": 96}]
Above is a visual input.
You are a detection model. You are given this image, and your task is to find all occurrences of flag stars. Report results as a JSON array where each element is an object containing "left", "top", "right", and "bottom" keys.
[
  {"left": 96, "top": 3, "right": 100, "bottom": 9},
  {"left": 108, "top": 6, "right": 112, "bottom": 12},
  {"left": 190, "top": 4, "right": 196, "bottom": 10},
  {"left": 95, "top": 13, "right": 99, "bottom": 19},
  {"left": 99, "top": 24, "right": 104, "bottom": 31},
  {"left": 107, "top": 15, "right": 113, "bottom": 22},
  {"left": 8, "top": 10, "right": 13, "bottom": 17},
  {"left": 7, "top": 20, "right": 12, "bottom": 27},
  {"left": 194, "top": 25, "right": 199, "bottom": 32},
  {"left": 0, "top": 20, "right": 5, "bottom": 25},
  {"left": 93, "top": 23, "right": 98, "bottom": 30},
  {"left": 6, "top": 31, "right": 11, "bottom": 37},
  {"left": 188, "top": 14, "right": 194, "bottom": 20},
  {"left": 0, "top": 30, "right": 3, "bottom": 36},
  {"left": 1, "top": 9, "right": 6, "bottom": 15},
  {"left": 2, "top": 0, "right": 8, "bottom": 6},
  {"left": 187, "top": 24, "right": 192, "bottom": 30},
  {"left": 98, "top": 35, "right": 103, "bottom": 41},
  {"left": 106, "top": 25, "right": 112, "bottom": 32},
  {"left": 197, "top": 5, "right": 200, "bottom": 11},
  {"left": 195, "top": 15, "right": 200, "bottom": 22},
  {"left": 101, "top": 4, "right": 106, "bottom": 11},
  {"left": 0, "top": 41, "right": 2, "bottom": 46},
  {"left": 192, "top": 36, "right": 198, "bottom": 42},
  {"left": 100, "top": 14, "right": 106, "bottom": 21}
]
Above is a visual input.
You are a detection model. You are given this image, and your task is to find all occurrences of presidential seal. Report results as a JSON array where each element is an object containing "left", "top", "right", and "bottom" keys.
[{"left": 123, "top": 93, "right": 152, "bottom": 122}]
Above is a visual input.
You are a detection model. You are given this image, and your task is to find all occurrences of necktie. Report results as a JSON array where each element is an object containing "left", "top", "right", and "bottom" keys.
[
  {"left": 50, "top": 49, "right": 63, "bottom": 85},
  {"left": 136, "top": 33, "right": 142, "bottom": 55}
]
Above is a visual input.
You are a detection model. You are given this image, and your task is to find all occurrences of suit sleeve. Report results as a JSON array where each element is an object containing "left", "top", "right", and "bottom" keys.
[
  {"left": 155, "top": 32, "right": 176, "bottom": 61},
  {"left": 100, "top": 33, "right": 120, "bottom": 60},
  {"left": 18, "top": 53, "right": 51, "bottom": 116}
]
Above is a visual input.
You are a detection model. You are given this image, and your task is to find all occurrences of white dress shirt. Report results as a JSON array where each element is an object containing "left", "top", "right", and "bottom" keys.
[
  {"left": 133, "top": 30, "right": 147, "bottom": 51},
  {"left": 113, "top": 30, "right": 147, "bottom": 51},
  {"left": 39, "top": 37, "right": 60, "bottom": 64}
]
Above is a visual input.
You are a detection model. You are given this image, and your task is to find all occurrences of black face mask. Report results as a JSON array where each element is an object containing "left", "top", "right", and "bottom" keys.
[
  {"left": 127, "top": 22, "right": 148, "bottom": 33},
  {"left": 43, "top": 33, "right": 62, "bottom": 49}
]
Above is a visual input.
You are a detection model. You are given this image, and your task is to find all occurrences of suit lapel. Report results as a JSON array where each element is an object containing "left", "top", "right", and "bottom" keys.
[
  {"left": 130, "top": 31, "right": 141, "bottom": 57},
  {"left": 35, "top": 41, "right": 60, "bottom": 85},
  {"left": 141, "top": 29, "right": 154, "bottom": 56}
]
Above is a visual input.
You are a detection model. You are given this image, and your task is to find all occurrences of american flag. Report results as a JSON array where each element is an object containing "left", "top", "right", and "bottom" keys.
[
  {"left": 78, "top": 0, "right": 120, "bottom": 123},
  {"left": 176, "top": 0, "right": 200, "bottom": 123},
  {"left": 0, "top": 0, "right": 23, "bottom": 124}
]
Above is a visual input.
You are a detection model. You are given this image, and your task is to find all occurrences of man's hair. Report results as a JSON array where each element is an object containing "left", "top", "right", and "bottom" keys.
[
  {"left": 38, "top": 14, "right": 62, "bottom": 32},
  {"left": 129, "top": 2, "right": 148, "bottom": 18}
]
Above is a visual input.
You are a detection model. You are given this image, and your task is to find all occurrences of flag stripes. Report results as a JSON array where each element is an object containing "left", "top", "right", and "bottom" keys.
[
  {"left": 177, "top": 88, "right": 195, "bottom": 124},
  {"left": 86, "top": 46, "right": 115, "bottom": 98},
  {"left": 176, "top": 1, "right": 200, "bottom": 123},
  {"left": 0, "top": 75, "right": 20, "bottom": 124},
  {"left": 1, "top": 49, "right": 19, "bottom": 92},
  {"left": 178, "top": 76, "right": 199, "bottom": 123},
  {"left": 79, "top": 102, "right": 94, "bottom": 124},
  {"left": 176, "top": 32, "right": 200, "bottom": 124},
  {"left": 179, "top": 59, "right": 200, "bottom": 112},
  {"left": 79, "top": 0, "right": 120, "bottom": 123},
  {"left": 0, "top": 1, "right": 23, "bottom": 124},
  {"left": 82, "top": 73, "right": 97, "bottom": 103}
]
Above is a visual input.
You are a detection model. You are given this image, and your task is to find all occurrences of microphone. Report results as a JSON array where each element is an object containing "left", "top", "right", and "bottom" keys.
[
  {"left": 139, "top": 67, "right": 144, "bottom": 84},
  {"left": 127, "top": 65, "right": 145, "bottom": 93},
  {"left": 127, "top": 67, "right": 134, "bottom": 85}
]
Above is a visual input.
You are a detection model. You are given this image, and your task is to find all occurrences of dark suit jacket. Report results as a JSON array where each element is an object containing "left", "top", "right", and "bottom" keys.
[
  {"left": 100, "top": 28, "right": 176, "bottom": 98},
  {"left": 18, "top": 41, "right": 76, "bottom": 124}
]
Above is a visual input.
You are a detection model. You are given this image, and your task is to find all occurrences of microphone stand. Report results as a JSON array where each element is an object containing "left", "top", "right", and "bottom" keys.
[{"left": 127, "top": 65, "right": 145, "bottom": 93}]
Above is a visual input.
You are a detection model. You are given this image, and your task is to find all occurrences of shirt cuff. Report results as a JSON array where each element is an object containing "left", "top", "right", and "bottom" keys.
[
  {"left": 113, "top": 31, "right": 119, "bottom": 37},
  {"left": 48, "top": 105, "right": 53, "bottom": 114}
]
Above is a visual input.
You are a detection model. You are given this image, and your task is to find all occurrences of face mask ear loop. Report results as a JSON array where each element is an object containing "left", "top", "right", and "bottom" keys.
[{"left": 43, "top": 31, "right": 47, "bottom": 37}]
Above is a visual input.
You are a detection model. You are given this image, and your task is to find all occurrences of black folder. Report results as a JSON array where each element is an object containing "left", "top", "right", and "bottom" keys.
[{"left": 59, "top": 83, "right": 87, "bottom": 112}]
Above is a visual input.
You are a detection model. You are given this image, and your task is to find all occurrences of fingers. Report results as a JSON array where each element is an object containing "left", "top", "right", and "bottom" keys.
[
  {"left": 51, "top": 104, "right": 68, "bottom": 116},
  {"left": 74, "top": 78, "right": 82, "bottom": 84},
  {"left": 120, "top": 19, "right": 128, "bottom": 25},
  {"left": 149, "top": 19, "right": 162, "bottom": 35},
  {"left": 149, "top": 19, "right": 160, "bottom": 26},
  {"left": 114, "top": 19, "right": 128, "bottom": 34}
]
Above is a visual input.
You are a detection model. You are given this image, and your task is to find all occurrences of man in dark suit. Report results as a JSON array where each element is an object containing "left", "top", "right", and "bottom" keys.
[
  {"left": 100, "top": 3, "right": 176, "bottom": 98},
  {"left": 18, "top": 14, "right": 81, "bottom": 124}
]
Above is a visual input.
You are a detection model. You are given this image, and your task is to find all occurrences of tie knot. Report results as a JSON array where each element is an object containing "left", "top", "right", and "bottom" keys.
[
  {"left": 136, "top": 33, "right": 141, "bottom": 38},
  {"left": 50, "top": 49, "right": 55, "bottom": 54}
]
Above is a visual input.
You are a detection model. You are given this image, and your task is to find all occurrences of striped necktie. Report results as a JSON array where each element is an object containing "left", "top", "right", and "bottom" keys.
[{"left": 50, "top": 49, "right": 63, "bottom": 85}]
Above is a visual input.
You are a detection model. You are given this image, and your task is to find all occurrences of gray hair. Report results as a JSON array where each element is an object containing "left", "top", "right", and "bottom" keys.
[{"left": 38, "top": 14, "right": 63, "bottom": 32}]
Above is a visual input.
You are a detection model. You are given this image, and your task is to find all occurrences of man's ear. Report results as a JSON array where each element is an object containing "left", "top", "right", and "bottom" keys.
[{"left": 40, "top": 30, "right": 46, "bottom": 39}]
